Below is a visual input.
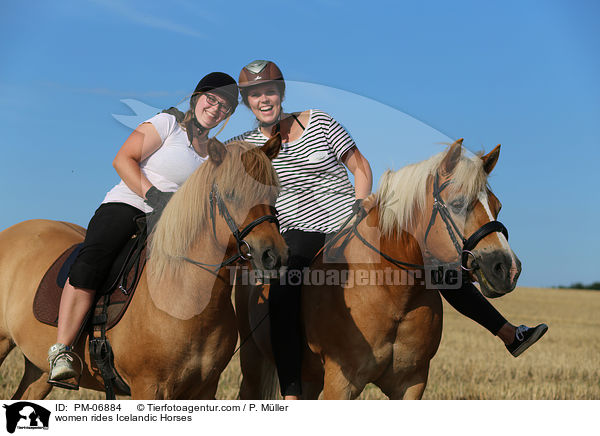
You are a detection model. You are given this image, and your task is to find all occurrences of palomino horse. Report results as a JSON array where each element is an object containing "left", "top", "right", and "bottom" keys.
[
  {"left": 235, "top": 139, "right": 520, "bottom": 399},
  {"left": 0, "top": 136, "right": 287, "bottom": 399}
]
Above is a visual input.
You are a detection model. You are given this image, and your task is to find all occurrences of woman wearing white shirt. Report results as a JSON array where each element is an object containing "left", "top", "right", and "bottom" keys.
[{"left": 47, "top": 72, "right": 239, "bottom": 383}]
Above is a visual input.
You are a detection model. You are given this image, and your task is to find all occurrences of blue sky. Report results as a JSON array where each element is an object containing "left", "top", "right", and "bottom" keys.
[{"left": 1, "top": 1, "right": 598, "bottom": 287}]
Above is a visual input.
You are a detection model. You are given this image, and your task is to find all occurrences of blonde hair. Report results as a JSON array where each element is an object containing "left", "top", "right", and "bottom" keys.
[
  {"left": 376, "top": 147, "right": 488, "bottom": 237},
  {"left": 148, "top": 140, "right": 279, "bottom": 282},
  {"left": 179, "top": 93, "right": 201, "bottom": 133}
]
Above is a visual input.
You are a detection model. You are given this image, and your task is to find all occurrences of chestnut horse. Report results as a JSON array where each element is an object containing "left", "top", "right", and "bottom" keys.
[
  {"left": 235, "top": 139, "right": 520, "bottom": 399},
  {"left": 0, "top": 136, "right": 287, "bottom": 399}
]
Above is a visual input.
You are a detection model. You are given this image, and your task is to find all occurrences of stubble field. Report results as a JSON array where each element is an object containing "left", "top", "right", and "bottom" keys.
[{"left": 1, "top": 287, "right": 598, "bottom": 400}]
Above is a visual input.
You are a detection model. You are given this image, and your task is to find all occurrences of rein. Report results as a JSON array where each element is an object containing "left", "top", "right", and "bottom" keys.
[
  {"left": 180, "top": 184, "right": 279, "bottom": 273},
  {"left": 323, "top": 172, "right": 509, "bottom": 276},
  {"left": 321, "top": 208, "right": 425, "bottom": 271}
]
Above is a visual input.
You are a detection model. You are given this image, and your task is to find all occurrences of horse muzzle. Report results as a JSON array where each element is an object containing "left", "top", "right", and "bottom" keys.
[
  {"left": 245, "top": 239, "right": 288, "bottom": 274},
  {"left": 471, "top": 249, "right": 521, "bottom": 298}
]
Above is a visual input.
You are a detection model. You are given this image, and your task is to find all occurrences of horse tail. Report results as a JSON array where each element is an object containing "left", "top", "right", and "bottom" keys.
[
  {"left": 237, "top": 340, "right": 280, "bottom": 400},
  {"left": 258, "top": 358, "right": 279, "bottom": 400},
  {"left": 234, "top": 278, "right": 281, "bottom": 400}
]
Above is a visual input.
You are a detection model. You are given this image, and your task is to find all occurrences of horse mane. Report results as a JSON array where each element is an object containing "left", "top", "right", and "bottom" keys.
[
  {"left": 376, "top": 146, "right": 488, "bottom": 237},
  {"left": 148, "top": 140, "right": 280, "bottom": 282}
]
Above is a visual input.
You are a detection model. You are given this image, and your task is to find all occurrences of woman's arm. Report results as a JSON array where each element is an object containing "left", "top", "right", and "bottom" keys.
[
  {"left": 112, "top": 122, "right": 163, "bottom": 199},
  {"left": 342, "top": 147, "right": 373, "bottom": 199}
]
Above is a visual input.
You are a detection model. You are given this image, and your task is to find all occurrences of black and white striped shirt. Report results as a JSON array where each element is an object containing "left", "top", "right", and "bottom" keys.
[{"left": 229, "top": 109, "right": 356, "bottom": 234}]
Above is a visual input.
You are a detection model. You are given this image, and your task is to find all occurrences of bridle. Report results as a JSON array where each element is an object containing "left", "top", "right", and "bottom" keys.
[
  {"left": 322, "top": 172, "right": 509, "bottom": 277},
  {"left": 181, "top": 183, "right": 279, "bottom": 273},
  {"left": 422, "top": 172, "right": 508, "bottom": 271}
]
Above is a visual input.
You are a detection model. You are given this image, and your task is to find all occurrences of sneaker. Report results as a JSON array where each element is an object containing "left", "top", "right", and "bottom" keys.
[
  {"left": 506, "top": 324, "right": 548, "bottom": 357},
  {"left": 48, "top": 343, "right": 78, "bottom": 381}
]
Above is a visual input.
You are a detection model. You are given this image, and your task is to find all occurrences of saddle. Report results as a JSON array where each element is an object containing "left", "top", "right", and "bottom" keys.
[
  {"left": 33, "top": 215, "right": 149, "bottom": 398},
  {"left": 33, "top": 226, "right": 146, "bottom": 330}
]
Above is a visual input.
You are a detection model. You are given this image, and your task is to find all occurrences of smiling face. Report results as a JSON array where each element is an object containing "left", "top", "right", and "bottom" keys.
[
  {"left": 193, "top": 92, "right": 230, "bottom": 129},
  {"left": 245, "top": 83, "right": 283, "bottom": 126}
]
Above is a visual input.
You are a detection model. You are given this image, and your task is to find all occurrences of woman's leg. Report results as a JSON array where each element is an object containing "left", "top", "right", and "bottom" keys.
[
  {"left": 269, "top": 230, "right": 327, "bottom": 399},
  {"left": 56, "top": 280, "right": 95, "bottom": 346},
  {"left": 439, "top": 281, "right": 548, "bottom": 356},
  {"left": 439, "top": 282, "right": 507, "bottom": 336},
  {"left": 49, "top": 203, "right": 142, "bottom": 381}
]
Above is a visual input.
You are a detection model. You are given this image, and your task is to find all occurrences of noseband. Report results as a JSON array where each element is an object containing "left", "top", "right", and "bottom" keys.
[
  {"left": 181, "top": 184, "right": 279, "bottom": 273},
  {"left": 423, "top": 173, "right": 508, "bottom": 271}
]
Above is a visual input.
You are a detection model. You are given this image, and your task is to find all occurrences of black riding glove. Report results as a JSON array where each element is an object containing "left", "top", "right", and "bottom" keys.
[{"left": 144, "top": 186, "right": 174, "bottom": 213}]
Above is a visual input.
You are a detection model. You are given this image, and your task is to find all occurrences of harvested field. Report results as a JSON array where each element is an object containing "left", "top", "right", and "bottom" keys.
[{"left": 1, "top": 287, "right": 597, "bottom": 400}]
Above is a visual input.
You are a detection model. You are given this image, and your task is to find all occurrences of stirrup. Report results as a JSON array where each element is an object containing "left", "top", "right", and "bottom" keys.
[{"left": 47, "top": 350, "right": 84, "bottom": 390}]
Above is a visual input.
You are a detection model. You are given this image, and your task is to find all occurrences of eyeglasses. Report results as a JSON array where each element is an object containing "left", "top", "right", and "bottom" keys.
[{"left": 204, "top": 93, "right": 232, "bottom": 115}]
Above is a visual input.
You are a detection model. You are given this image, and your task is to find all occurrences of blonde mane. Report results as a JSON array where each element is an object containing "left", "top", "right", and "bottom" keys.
[
  {"left": 148, "top": 141, "right": 279, "bottom": 281},
  {"left": 376, "top": 147, "right": 488, "bottom": 237}
]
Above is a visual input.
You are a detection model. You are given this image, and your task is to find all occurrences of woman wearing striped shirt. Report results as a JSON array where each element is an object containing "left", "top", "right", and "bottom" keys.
[
  {"left": 232, "top": 60, "right": 547, "bottom": 400},
  {"left": 232, "top": 60, "right": 373, "bottom": 399}
]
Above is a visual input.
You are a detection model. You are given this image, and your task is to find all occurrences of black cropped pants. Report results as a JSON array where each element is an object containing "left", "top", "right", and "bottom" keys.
[{"left": 69, "top": 202, "right": 143, "bottom": 291}]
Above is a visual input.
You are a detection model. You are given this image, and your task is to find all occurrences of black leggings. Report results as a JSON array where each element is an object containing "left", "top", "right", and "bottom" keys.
[
  {"left": 69, "top": 202, "right": 143, "bottom": 291},
  {"left": 439, "top": 285, "right": 507, "bottom": 335},
  {"left": 269, "top": 230, "right": 327, "bottom": 397},
  {"left": 269, "top": 230, "right": 508, "bottom": 397}
]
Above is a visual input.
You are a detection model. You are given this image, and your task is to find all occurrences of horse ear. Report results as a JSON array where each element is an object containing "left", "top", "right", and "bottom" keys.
[
  {"left": 260, "top": 132, "right": 282, "bottom": 160},
  {"left": 441, "top": 138, "right": 463, "bottom": 175},
  {"left": 481, "top": 144, "right": 501, "bottom": 174},
  {"left": 207, "top": 138, "right": 227, "bottom": 166}
]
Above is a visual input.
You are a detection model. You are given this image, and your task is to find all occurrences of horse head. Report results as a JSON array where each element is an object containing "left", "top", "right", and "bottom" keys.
[
  {"left": 205, "top": 134, "right": 287, "bottom": 273},
  {"left": 148, "top": 133, "right": 287, "bottom": 291},
  {"left": 417, "top": 139, "right": 521, "bottom": 297}
]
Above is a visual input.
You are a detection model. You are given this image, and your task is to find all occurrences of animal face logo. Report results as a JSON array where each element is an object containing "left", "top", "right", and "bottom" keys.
[{"left": 3, "top": 402, "right": 50, "bottom": 433}]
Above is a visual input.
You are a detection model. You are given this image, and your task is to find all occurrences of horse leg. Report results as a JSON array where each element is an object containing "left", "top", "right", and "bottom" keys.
[
  {"left": 127, "top": 377, "right": 164, "bottom": 400},
  {"left": 301, "top": 380, "right": 323, "bottom": 400},
  {"left": 300, "top": 348, "right": 325, "bottom": 399},
  {"left": 401, "top": 377, "right": 428, "bottom": 399},
  {"left": 239, "top": 339, "right": 279, "bottom": 400},
  {"left": 127, "top": 376, "right": 218, "bottom": 400},
  {"left": 377, "top": 364, "right": 430, "bottom": 400},
  {"left": 238, "top": 335, "right": 262, "bottom": 399},
  {"left": 0, "top": 337, "right": 15, "bottom": 367},
  {"left": 12, "top": 356, "right": 53, "bottom": 400},
  {"left": 321, "top": 360, "right": 363, "bottom": 400},
  {"left": 191, "top": 379, "right": 219, "bottom": 400},
  {"left": 235, "top": 280, "right": 279, "bottom": 400}
]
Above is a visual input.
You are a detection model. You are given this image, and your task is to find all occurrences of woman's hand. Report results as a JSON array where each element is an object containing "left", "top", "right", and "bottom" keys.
[
  {"left": 112, "top": 122, "right": 163, "bottom": 199},
  {"left": 144, "top": 186, "right": 174, "bottom": 213}
]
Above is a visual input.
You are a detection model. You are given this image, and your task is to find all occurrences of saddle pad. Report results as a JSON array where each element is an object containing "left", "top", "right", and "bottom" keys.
[{"left": 33, "top": 244, "right": 145, "bottom": 330}]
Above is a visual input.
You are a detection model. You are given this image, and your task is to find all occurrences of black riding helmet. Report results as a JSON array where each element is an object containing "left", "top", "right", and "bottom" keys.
[
  {"left": 193, "top": 72, "right": 239, "bottom": 112},
  {"left": 188, "top": 72, "right": 239, "bottom": 132}
]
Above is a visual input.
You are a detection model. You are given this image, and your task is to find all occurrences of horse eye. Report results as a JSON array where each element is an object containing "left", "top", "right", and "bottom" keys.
[{"left": 450, "top": 198, "right": 465, "bottom": 210}]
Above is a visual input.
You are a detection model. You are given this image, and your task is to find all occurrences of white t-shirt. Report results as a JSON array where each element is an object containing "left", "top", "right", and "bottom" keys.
[
  {"left": 102, "top": 113, "right": 207, "bottom": 213},
  {"left": 229, "top": 110, "right": 356, "bottom": 234}
]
